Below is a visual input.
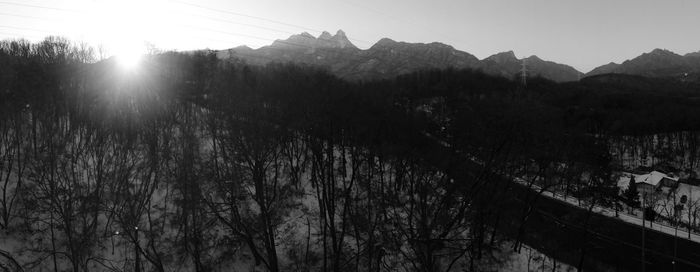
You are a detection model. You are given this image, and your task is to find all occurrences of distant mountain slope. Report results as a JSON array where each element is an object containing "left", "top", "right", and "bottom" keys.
[
  {"left": 685, "top": 51, "right": 700, "bottom": 58},
  {"left": 586, "top": 49, "right": 700, "bottom": 80},
  {"left": 349, "top": 38, "right": 482, "bottom": 79},
  {"left": 481, "top": 51, "right": 521, "bottom": 78},
  {"left": 217, "top": 30, "right": 581, "bottom": 82},
  {"left": 482, "top": 51, "right": 582, "bottom": 82},
  {"left": 587, "top": 62, "right": 620, "bottom": 76}
]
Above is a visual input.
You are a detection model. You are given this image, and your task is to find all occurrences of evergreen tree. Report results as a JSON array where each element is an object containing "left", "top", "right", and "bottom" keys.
[{"left": 623, "top": 175, "right": 641, "bottom": 208}]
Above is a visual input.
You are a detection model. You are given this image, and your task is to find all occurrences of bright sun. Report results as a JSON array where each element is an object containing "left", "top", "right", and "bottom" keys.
[
  {"left": 114, "top": 42, "right": 145, "bottom": 70},
  {"left": 85, "top": 0, "right": 154, "bottom": 71}
]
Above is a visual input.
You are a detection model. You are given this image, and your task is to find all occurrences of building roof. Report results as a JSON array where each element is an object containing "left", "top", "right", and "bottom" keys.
[{"left": 635, "top": 171, "right": 679, "bottom": 187}]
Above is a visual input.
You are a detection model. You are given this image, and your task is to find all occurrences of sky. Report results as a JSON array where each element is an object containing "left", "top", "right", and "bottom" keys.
[{"left": 0, "top": 0, "right": 699, "bottom": 72}]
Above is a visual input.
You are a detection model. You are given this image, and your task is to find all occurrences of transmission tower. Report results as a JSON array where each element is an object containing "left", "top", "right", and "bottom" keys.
[{"left": 520, "top": 58, "right": 528, "bottom": 86}]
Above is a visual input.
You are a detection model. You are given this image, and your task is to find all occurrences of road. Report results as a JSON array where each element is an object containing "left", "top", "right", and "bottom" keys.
[{"left": 419, "top": 132, "right": 700, "bottom": 272}]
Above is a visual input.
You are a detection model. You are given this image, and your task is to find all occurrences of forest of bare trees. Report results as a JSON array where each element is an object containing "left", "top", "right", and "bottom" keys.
[{"left": 2, "top": 37, "right": 699, "bottom": 272}]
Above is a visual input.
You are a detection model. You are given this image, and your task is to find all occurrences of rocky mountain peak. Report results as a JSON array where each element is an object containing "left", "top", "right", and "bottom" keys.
[
  {"left": 373, "top": 38, "right": 397, "bottom": 48},
  {"left": 650, "top": 48, "right": 672, "bottom": 54},
  {"left": 586, "top": 48, "right": 698, "bottom": 78},
  {"left": 330, "top": 29, "right": 355, "bottom": 49},
  {"left": 318, "top": 31, "right": 333, "bottom": 40},
  {"left": 270, "top": 30, "right": 358, "bottom": 50},
  {"left": 221, "top": 31, "right": 584, "bottom": 82},
  {"left": 632, "top": 49, "right": 684, "bottom": 63},
  {"left": 233, "top": 45, "right": 252, "bottom": 51},
  {"left": 270, "top": 32, "right": 317, "bottom": 49},
  {"left": 635, "top": 49, "right": 684, "bottom": 62},
  {"left": 525, "top": 55, "right": 543, "bottom": 62},
  {"left": 485, "top": 51, "right": 519, "bottom": 64},
  {"left": 425, "top": 42, "right": 453, "bottom": 50}
]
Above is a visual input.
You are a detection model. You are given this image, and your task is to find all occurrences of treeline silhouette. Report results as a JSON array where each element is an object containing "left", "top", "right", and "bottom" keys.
[{"left": 0, "top": 37, "right": 698, "bottom": 272}]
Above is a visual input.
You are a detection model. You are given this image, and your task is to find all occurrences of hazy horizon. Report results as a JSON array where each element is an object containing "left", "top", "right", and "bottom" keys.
[{"left": 1, "top": 0, "right": 698, "bottom": 72}]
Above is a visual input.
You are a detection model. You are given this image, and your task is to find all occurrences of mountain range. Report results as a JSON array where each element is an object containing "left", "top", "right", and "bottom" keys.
[
  {"left": 586, "top": 49, "right": 700, "bottom": 81},
  {"left": 215, "top": 30, "right": 699, "bottom": 82}
]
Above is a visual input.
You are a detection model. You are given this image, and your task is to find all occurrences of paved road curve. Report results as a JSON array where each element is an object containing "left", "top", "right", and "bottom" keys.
[{"left": 420, "top": 133, "right": 700, "bottom": 272}]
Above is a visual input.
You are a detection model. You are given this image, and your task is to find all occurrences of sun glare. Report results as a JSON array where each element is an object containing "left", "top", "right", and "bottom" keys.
[
  {"left": 83, "top": 0, "right": 157, "bottom": 71},
  {"left": 114, "top": 42, "right": 145, "bottom": 71}
]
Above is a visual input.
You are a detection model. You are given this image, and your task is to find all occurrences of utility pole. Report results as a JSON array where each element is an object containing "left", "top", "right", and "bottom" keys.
[
  {"left": 134, "top": 226, "right": 141, "bottom": 272},
  {"left": 673, "top": 190, "right": 678, "bottom": 272},
  {"left": 642, "top": 193, "right": 646, "bottom": 272}
]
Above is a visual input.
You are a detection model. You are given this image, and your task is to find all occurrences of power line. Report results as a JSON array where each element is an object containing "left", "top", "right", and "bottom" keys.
[
  {"left": 0, "top": 25, "right": 63, "bottom": 35},
  {"left": 179, "top": 25, "right": 279, "bottom": 44},
  {"left": 0, "top": 0, "right": 487, "bottom": 72},
  {"left": 0, "top": 13, "right": 492, "bottom": 83},
  {"left": 186, "top": 13, "right": 298, "bottom": 36},
  {"left": 0, "top": 5, "right": 488, "bottom": 76},
  {"left": 0, "top": 11, "right": 60, "bottom": 21},
  {"left": 0, "top": 31, "right": 43, "bottom": 39},
  {"left": 0, "top": 1, "right": 81, "bottom": 13},
  {"left": 0, "top": 18, "right": 481, "bottom": 78},
  {"left": 167, "top": 0, "right": 372, "bottom": 46},
  {"left": 329, "top": 0, "right": 474, "bottom": 50},
  {"left": 0, "top": 0, "right": 327, "bottom": 43},
  {"left": 0, "top": 0, "right": 370, "bottom": 47},
  {"left": 536, "top": 208, "right": 700, "bottom": 269},
  {"left": 168, "top": 0, "right": 321, "bottom": 33}
]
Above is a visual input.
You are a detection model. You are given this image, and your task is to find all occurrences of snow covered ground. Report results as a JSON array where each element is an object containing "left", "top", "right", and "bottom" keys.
[
  {"left": 515, "top": 176, "right": 700, "bottom": 243},
  {"left": 617, "top": 173, "right": 700, "bottom": 236},
  {"left": 495, "top": 244, "right": 575, "bottom": 272}
]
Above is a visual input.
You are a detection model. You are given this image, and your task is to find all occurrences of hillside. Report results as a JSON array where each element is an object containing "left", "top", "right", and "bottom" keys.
[
  {"left": 586, "top": 49, "right": 700, "bottom": 80},
  {"left": 217, "top": 30, "right": 582, "bottom": 82}
]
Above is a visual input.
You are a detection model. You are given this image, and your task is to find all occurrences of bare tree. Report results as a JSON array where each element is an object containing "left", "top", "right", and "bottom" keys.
[
  {"left": 0, "top": 110, "right": 31, "bottom": 230},
  {"left": 381, "top": 158, "right": 473, "bottom": 272},
  {"left": 205, "top": 112, "right": 300, "bottom": 272}
]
